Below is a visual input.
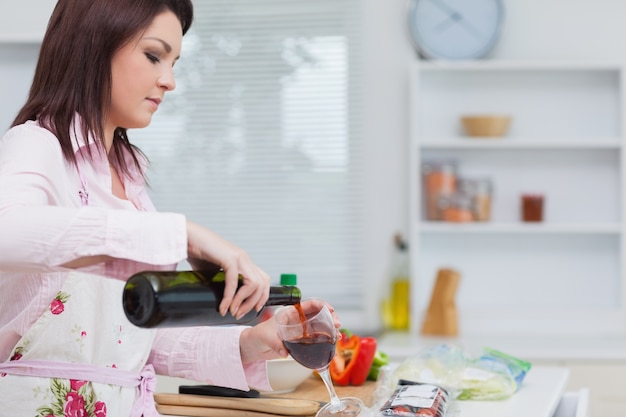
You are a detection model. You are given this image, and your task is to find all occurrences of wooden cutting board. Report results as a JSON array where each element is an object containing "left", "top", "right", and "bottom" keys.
[
  {"left": 156, "top": 405, "right": 307, "bottom": 417},
  {"left": 154, "top": 394, "right": 321, "bottom": 416},
  {"left": 156, "top": 376, "right": 377, "bottom": 417}
]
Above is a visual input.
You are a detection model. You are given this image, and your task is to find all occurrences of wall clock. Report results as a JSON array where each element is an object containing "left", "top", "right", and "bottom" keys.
[{"left": 407, "top": 0, "right": 505, "bottom": 60}]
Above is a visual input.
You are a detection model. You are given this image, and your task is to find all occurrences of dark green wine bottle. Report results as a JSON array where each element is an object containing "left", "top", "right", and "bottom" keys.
[{"left": 122, "top": 269, "right": 302, "bottom": 328}]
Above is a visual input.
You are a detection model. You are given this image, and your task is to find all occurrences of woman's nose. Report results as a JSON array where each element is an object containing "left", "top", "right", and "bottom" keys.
[{"left": 158, "top": 68, "right": 176, "bottom": 91}]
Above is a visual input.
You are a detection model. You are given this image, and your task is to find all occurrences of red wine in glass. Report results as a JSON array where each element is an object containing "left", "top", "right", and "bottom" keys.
[
  {"left": 275, "top": 300, "right": 368, "bottom": 417},
  {"left": 283, "top": 331, "right": 335, "bottom": 370}
]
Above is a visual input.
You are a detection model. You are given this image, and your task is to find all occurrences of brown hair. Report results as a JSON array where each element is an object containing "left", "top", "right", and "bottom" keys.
[{"left": 12, "top": 0, "right": 193, "bottom": 180}]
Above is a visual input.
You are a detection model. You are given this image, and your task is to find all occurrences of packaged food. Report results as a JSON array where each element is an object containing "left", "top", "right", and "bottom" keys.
[
  {"left": 374, "top": 344, "right": 532, "bottom": 404},
  {"left": 379, "top": 379, "right": 450, "bottom": 417},
  {"left": 457, "top": 347, "right": 532, "bottom": 400}
]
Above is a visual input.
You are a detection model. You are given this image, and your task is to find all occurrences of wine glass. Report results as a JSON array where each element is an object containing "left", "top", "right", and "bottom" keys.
[{"left": 274, "top": 300, "right": 369, "bottom": 417}]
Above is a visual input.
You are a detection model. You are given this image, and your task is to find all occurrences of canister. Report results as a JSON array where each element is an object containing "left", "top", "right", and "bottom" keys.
[
  {"left": 458, "top": 178, "right": 493, "bottom": 222},
  {"left": 422, "top": 160, "right": 457, "bottom": 221},
  {"left": 440, "top": 192, "right": 474, "bottom": 223}
]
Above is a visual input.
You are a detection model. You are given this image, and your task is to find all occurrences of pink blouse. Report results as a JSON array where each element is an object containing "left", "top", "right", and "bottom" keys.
[{"left": 0, "top": 119, "right": 270, "bottom": 391}]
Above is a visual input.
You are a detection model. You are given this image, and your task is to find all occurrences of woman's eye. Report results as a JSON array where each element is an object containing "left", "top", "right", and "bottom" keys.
[{"left": 145, "top": 53, "right": 160, "bottom": 64}]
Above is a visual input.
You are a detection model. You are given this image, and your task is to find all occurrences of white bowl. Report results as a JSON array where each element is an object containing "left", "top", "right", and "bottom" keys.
[{"left": 264, "top": 356, "right": 314, "bottom": 394}]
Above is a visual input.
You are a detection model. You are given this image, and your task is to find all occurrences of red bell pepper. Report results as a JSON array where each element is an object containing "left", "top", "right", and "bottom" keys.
[{"left": 329, "top": 329, "right": 377, "bottom": 386}]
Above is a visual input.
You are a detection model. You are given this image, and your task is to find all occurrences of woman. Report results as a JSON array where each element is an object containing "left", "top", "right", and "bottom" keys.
[{"left": 0, "top": 1, "right": 338, "bottom": 416}]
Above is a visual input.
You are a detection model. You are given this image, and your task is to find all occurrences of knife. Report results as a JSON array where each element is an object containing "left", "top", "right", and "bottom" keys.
[
  {"left": 179, "top": 385, "right": 260, "bottom": 398},
  {"left": 154, "top": 393, "right": 321, "bottom": 416}
]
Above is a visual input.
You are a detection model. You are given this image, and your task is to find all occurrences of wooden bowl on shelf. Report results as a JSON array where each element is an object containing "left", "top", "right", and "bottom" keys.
[{"left": 461, "top": 115, "right": 511, "bottom": 137}]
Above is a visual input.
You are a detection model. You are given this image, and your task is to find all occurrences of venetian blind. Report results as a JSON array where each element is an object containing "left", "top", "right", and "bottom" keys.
[{"left": 132, "top": 0, "right": 364, "bottom": 311}]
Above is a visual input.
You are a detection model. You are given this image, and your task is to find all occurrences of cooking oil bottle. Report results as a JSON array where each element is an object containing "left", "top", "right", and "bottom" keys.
[{"left": 381, "top": 234, "right": 410, "bottom": 331}]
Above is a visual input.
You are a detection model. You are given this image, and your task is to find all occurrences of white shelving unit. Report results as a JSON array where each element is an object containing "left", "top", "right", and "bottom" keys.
[{"left": 408, "top": 59, "right": 626, "bottom": 338}]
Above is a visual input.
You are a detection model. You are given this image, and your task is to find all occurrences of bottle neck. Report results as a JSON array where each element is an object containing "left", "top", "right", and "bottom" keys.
[{"left": 264, "top": 285, "right": 301, "bottom": 306}]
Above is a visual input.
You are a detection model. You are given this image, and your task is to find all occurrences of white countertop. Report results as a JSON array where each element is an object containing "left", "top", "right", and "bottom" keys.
[
  {"left": 453, "top": 366, "right": 569, "bottom": 417},
  {"left": 378, "top": 331, "right": 626, "bottom": 362}
]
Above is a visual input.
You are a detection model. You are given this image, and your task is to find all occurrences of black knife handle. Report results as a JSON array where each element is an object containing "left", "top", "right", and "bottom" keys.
[{"left": 179, "top": 385, "right": 260, "bottom": 398}]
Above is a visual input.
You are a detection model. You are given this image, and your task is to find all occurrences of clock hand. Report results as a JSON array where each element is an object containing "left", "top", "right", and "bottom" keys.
[
  {"left": 428, "top": 0, "right": 484, "bottom": 40},
  {"left": 457, "top": 17, "right": 484, "bottom": 40},
  {"left": 432, "top": 15, "right": 458, "bottom": 34}
]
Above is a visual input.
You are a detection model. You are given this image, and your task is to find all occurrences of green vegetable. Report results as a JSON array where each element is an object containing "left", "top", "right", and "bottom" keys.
[
  {"left": 457, "top": 367, "right": 517, "bottom": 400},
  {"left": 367, "top": 350, "right": 390, "bottom": 381}
]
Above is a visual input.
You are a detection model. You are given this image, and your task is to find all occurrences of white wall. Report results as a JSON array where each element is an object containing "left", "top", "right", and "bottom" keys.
[
  {"left": 495, "top": 0, "right": 626, "bottom": 61},
  {"left": 2, "top": 0, "right": 626, "bottom": 332},
  {"left": 0, "top": 45, "right": 39, "bottom": 131}
]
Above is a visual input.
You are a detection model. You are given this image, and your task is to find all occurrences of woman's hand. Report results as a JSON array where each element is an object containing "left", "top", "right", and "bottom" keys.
[
  {"left": 239, "top": 299, "right": 341, "bottom": 364},
  {"left": 186, "top": 220, "right": 270, "bottom": 318}
]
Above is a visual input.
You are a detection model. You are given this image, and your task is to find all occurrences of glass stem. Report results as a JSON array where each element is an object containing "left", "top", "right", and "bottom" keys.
[{"left": 318, "top": 368, "right": 345, "bottom": 412}]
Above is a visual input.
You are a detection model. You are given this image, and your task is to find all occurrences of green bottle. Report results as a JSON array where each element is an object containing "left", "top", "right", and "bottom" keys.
[
  {"left": 253, "top": 273, "right": 298, "bottom": 324},
  {"left": 123, "top": 267, "right": 302, "bottom": 328}
]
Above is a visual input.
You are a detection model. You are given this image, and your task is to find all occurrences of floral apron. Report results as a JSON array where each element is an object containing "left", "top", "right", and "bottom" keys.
[{"left": 0, "top": 272, "right": 158, "bottom": 417}]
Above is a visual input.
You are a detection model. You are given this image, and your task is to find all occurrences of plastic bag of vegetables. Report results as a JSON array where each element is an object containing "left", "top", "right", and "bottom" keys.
[
  {"left": 377, "top": 344, "right": 531, "bottom": 402},
  {"left": 457, "top": 347, "right": 531, "bottom": 400}
]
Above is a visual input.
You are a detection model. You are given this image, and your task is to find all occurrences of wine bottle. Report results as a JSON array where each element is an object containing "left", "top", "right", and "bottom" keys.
[
  {"left": 253, "top": 273, "right": 298, "bottom": 324},
  {"left": 122, "top": 268, "right": 302, "bottom": 328}
]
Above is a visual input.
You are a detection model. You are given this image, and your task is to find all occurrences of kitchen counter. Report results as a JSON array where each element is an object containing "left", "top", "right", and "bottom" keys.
[
  {"left": 452, "top": 366, "right": 569, "bottom": 417},
  {"left": 378, "top": 331, "right": 626, "bottom": 361},
  {"left": 156, "top": 365, "right": 571, "bottom": 417}
]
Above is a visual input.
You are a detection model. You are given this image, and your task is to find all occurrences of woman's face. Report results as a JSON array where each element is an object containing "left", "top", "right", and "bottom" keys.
[{"left": 108, "top": 11, "right": 183, "bottom": 140}]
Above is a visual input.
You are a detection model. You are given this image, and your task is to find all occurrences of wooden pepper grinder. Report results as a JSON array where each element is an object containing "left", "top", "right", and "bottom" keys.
[{"left": 421, "top": 268, "right": 460, "bottom": 336}]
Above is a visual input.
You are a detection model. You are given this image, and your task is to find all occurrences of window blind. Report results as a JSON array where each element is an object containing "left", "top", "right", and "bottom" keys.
[{"left": 132, "top": 0, "right": 364, "bottom": 312}]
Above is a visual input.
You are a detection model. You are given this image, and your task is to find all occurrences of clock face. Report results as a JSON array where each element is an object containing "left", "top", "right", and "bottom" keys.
[{"left": 408, "top": 0, "right": 504, "bottom": 60}]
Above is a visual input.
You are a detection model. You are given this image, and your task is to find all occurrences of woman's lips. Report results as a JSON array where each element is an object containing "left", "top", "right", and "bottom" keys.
[{"left": 147, "top": 97, "right": 162, "bottom": 110}]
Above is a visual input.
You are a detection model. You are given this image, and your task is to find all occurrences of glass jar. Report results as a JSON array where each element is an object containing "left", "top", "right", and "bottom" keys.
[
  {"left": 422, "top": 160, "right": 457, "bottom": 221},
  {"left": 439, "top": 192, "right": 474, "bottom": 223},
  {"left": 459, "top": 178, "right": 493, "bottom": 222},
  {"left": 521, "top": 193, "right": 544, "bottom": 222}
]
